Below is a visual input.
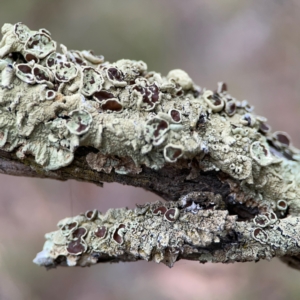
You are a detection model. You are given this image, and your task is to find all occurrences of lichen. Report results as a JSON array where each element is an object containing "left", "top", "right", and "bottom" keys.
[
  {"left": 1, "top": 23, "right": 300, "bottom": 269},
  {"left": 33, "top": 201, "right": 237, "bottom": 268},
  {"left": 34, "top": 200, "right": 300, "bottom": 268},
  {"left": 0, "top": 23, "right": 299, "bottom": 204}
]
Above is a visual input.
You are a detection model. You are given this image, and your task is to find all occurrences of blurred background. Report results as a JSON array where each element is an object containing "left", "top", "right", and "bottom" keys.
[{"left": 1, "top": 0, "right": 300, "bottom": 299}]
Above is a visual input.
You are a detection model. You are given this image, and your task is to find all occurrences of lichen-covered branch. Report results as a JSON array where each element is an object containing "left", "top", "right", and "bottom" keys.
[
  {"left": 33, "top": 201, "right": 300, "bottom": 269},
  {"left": 1, "top": 23, "right": 300, "bottom": 270}
]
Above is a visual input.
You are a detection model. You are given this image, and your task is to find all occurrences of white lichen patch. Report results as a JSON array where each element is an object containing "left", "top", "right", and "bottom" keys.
[
  {"left": 33, "top": 201, "right": 237, "bottom": 268},
  {"left": 0, "top": 22, "right": 300, "bottom": 214},
  {"left": 34, "top": 201, "right": 300, "bottom": 268}
]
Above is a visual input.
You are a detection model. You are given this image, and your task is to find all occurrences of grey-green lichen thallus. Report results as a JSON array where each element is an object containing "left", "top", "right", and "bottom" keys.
[{"left": 1, "top": 23, "right": 300, "bottom": 269}]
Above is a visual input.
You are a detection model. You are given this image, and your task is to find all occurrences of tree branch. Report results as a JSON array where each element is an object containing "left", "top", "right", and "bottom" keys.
[
  {"left": 0, "top": 23, "right": 300, "bottom": 270},
  {"left": 33, "top": 202, "right": 300, "bottom": 269}
]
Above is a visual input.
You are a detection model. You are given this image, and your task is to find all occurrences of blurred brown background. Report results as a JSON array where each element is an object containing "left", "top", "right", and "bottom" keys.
[{"left": 1, "top": 0, "right": 300, "bottom": 299}]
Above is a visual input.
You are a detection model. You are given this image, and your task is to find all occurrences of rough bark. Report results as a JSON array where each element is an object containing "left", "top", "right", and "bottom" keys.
[{"left": 1, "top": 22, "right": 300, "bottom": 270}]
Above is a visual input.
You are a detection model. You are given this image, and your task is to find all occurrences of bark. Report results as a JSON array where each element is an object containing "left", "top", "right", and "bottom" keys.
[{"left": 1, "top": 22, "right": 300, "bottom": 270}]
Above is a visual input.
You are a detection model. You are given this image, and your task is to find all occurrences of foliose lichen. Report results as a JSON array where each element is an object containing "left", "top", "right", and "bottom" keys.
[
  {"left": 1, "top": 23, "right": 300, "bottom": 268},
  {"left": 33, "top": 201, "right": 237, "bottom": 268},
  {"left": 0, "top": 23, "right": 299, "bottom": 204},
  {"left": 34, "top": 200, "right": 300, "bottom": 268}
]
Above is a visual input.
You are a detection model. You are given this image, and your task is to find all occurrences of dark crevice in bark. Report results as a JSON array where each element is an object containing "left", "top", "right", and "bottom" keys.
[{"left": 0, "top": 147, "right": 258, "bottom": 221}]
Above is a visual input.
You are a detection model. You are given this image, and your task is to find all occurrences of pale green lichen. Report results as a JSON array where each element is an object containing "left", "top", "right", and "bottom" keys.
[
  {"left": 33, "top": 201, "right": 300, "bottom": 268},
  {"left": 65, "top": 109, "right": 93, "bottom": 135},
  {"left": 24, "top": 32, "right": 56, "bottom": 59},
  {"left": 0, "top": 23, "right": 300, "bottom": 225},
  {"left": 81, "top": 67, "right": 103, "bottom": 96},
  {"left": 33, "top": 201, "right": 237, "bottom": 268}
]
